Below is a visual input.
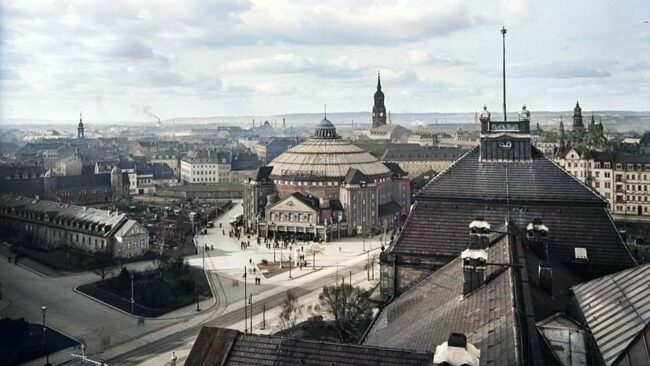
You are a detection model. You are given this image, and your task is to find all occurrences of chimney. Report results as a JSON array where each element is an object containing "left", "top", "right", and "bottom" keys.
[
  {"left": 462, "top": 218, "right": 490, "bottom": 295},
  {"left": 526, "top": 218, "right": 552, "bottom": 295},
  {"left": 433, "top": 333, "right": 481, "bottom": 366}
]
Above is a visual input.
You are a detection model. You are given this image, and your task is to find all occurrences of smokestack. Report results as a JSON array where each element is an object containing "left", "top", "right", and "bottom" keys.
[
  {"left": 526, "top": 218, "right": 552, "bottom": 295},
  {"left": 462, "top": 218, "right": 490, "bottom": 295}
]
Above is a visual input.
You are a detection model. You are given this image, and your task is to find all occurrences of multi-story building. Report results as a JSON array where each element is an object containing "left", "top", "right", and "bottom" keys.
[
  {"left": 254, "top": 138, "right": 298, "bottom": 164},
  {"left": 243, "top": 118, "right": 410, "bottom": 240},
  {"left": 150, "top": 150, "right": 181, "bottom": 177},
  {"left": 180, "top": 149, "right": 232, "bottom": 184},
  {"left": 0, "top": 195, "right": 148, "bottom": 258},
  {"left": 554, "top": 148, "right": 650, "bottom": 216}
]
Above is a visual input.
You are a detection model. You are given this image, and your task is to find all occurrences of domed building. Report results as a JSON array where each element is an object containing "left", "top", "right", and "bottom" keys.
[{"left": 243, "top": 117, "right": 410, "bottom": 241}]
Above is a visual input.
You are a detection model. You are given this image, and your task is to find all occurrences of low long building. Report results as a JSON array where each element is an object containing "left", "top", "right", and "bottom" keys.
[{"left": 0, "top": 195, "right": 149, "bottom": 258}]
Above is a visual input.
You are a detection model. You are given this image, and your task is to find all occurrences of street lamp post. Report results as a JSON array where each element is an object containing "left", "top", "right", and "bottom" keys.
[
  {"left": 248, "top": 294, "right": 253, "bottom": 332},
  {"left": 367, "top": 249, "right": 370, "bottom": 281},
  {"left": 289, "top": 255, "right": 292, "bottom": 278},
  {"left": 243, "top": 265, "right": 248, "bottom": 334},
  {"left": 41, "top": 304, "right": 50, "bottom": 366},
  {"left": 130, "top": 272, "right": 135, "bottom": 314}
]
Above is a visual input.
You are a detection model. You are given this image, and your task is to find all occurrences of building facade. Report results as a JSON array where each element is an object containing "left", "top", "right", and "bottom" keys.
[
  {"left": 243, "top": 118, "right": 410, "bottom": 241},
  {"left": 0, "top": 195, "right": 149, "bottom": 258},
  {"left": 180, "top": 149, "right": 232, "bottom": 184},
  {"left": 555, "top": 148, "right": 650, "bottom": 216}
]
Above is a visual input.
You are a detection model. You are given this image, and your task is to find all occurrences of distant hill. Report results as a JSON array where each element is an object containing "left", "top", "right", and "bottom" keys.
[{"left": 3, "top": 111, "right": 649, "bottom": 133}]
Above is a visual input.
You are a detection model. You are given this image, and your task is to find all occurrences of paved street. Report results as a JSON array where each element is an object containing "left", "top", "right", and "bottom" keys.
[{"left": 0, "top": 201, "right": 382, "bottom": 365}]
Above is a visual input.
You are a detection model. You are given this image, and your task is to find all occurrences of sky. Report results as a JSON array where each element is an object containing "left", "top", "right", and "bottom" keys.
[{"left": 1, "top": 0, "right": 648, "bottom": 123}]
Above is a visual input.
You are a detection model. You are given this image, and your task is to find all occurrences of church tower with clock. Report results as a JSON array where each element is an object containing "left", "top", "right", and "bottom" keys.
[{"left": 371, "top": 71, "right": 387, "bottom": 129}]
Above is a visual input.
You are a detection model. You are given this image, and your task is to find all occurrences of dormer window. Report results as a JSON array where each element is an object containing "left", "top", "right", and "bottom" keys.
[{"left": 574, "top": 247, "right": 588, "bottom": 262}]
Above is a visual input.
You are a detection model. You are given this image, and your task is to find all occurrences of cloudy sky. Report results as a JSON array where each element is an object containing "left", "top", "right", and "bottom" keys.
[{"left": 1, "top": 0, "right": 648, "bottom": 122}]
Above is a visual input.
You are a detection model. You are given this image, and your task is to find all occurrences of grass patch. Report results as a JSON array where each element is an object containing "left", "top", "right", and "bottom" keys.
[{"left": 78, "top": 265, "right": 212, "bottom": 317}]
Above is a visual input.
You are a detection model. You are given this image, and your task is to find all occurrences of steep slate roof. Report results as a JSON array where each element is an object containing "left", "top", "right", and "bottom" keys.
[
  {"left": 391, "top": 201, "right": 634, "bottom": 268},
  {"left": 378, "top": 200, "right": 402, "bottom": 217},
  {"left": 186, "top": 327, "right": 433, "bottom": 366},
  {"left": 344, "top": 168, "right": 369, "bottom": 185},
  {"left": 365, "top": 235, "right": 521, "bottom": 365},
  {"left": 416, "top": 148, "right": 604, "bottom": 205},
  {"left": 231, "top": 152, "right": 265, "bottom": 171},
  {"left": 571, "top": 264, "right": 650, "bottom": 366},
  {"left": 253, "top": 166, "right": 273, "bottom": 181},
  {"left": 0, "top": 194, "right": 126, "bottom": 237},
  {"left": 288, "top": 192, "right": 321, "bottom": 211},
  {"left": 382, "top": 162, "right": 407, "bottom": 177},
  {"left": 381, "top": 146, "right": 467, "bottom": 162}
]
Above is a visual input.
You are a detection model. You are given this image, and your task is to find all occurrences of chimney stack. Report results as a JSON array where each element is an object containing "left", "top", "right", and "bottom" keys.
[
  {"left": 462, "top": 218, "right": 490, "bottom": 295},
  {"left": 526, "top": 218, "right": 552, "bottom": 295},
  {"left": 433, "top": 333, "right": 481, "bottom": 366}
]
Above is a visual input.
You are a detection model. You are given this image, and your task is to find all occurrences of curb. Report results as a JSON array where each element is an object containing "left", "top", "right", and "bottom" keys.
[{"left": 73, "top": 281, "right": 217, "bottom": 321}]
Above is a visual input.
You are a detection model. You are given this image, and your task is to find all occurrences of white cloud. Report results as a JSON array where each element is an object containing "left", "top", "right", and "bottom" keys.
[
  {"left": 0, "top": 0, "right": 647, "bottom": 120},
  {"left": 407, "top": 50, "right": 465, "bottom": 66}
]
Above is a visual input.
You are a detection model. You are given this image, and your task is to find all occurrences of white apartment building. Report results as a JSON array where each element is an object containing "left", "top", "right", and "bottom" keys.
[
  {"left": 555, "top": 148, "right": 650, "bottom": 216},
  {"left": 180, "top": 149, "right": 232, "bottom": 184}
]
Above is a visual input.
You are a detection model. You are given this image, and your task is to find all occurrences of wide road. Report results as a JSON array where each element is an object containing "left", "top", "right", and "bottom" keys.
[{"left": 105, "top": 259, "right": 369, "bottom": 365}]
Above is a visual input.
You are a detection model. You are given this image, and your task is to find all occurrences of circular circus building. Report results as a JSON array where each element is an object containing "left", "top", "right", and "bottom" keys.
[{"left": 243, "top": 118, "right": 411, "bottom": 241}]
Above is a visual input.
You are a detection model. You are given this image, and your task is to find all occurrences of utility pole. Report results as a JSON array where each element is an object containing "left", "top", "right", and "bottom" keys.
[
  {"left": 501, "top": 26, "right": 508, "bottom": 123},
  {"left": 289, "top": 255, "right": 292, "bottom": 278},
  {"left": 262, "top": 304, "right": 266, "bottom": 330},
  {"left": 312, "top": 251, "right": 315, "bottom": 270}
]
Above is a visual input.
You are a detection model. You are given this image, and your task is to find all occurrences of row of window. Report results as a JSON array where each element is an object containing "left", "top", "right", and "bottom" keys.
[{"left": 271, "top": 212, "right": 314, "bottom": 223}]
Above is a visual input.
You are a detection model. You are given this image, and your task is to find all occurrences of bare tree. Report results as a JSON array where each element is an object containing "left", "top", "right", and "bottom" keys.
[
  {"left": 278, "top": 290, "right": 304, "bottom": 331},
  {"left": 318, "top": 283, "right": 374, "bottom": 343},
  {"left": 92, "top": 255, "right": 116, "bottom": 281}
]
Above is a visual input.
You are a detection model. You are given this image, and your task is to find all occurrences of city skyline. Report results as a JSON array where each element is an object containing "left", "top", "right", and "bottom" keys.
[{"left": 1, "top": 0, "right": 649, "bottom": 123}]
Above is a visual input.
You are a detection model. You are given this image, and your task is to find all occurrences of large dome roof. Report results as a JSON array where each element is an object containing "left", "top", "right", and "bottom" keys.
[{"left": 269, "top": 138, "right": 391, "bottom": 180}]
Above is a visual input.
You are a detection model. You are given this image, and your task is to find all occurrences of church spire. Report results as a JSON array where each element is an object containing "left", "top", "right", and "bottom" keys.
[
  {"left": 377, "top": 70, "right": 381, "bottom": 90},
  {"left": 77, "top": 111, "right": 85, "bottom": 139},
  {"left": 372, "top": 70, "right": 386, "bottom": 129}
]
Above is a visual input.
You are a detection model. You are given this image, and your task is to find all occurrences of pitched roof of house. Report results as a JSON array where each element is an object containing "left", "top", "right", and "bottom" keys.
[
  {"left": 416, "top": 148, "right": 604, "bottom": 205},
  {"left": 186, "top": 327, "right": 433, "bottom": 366},
  {"left": 390, "top": 201, "right": 635, "bottom": 269},
  {"left": 364, "top": 234, "right": 521, "bottom": 365},
  {"left": 382, "top": 162, "right": 407, "bottom": 177},
  {"left": 344, "top": 168, "right": 369, "bottom": 185},
  {"left": 253, "top": 166, "right": 273, "bottom": 181},
  {"left": 571, "top": 264, "right": 650, "bottom": 366}
]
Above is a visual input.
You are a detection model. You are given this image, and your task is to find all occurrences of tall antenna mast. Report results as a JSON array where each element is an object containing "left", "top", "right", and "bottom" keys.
[{"left": 501, "top": 26, "right": 507, "bottom": 122}]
